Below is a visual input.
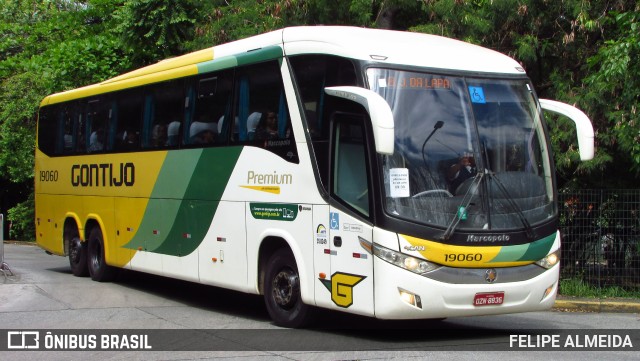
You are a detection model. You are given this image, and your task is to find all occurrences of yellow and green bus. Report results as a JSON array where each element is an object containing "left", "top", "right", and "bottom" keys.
[{"left": 36, "top": 26, "right": 594, "bottom": 327}]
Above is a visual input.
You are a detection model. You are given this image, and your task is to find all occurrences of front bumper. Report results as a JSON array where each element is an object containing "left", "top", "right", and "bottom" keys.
[{"left": 373, "top": 256, "right": 558, "bottom": 319}]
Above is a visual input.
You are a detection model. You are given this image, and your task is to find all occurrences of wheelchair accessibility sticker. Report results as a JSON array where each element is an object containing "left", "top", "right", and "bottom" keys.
[
  {"left": 330, "top": 212, "right": 340, "bottom": 230},
  {"left": 469, "top": 86, "right": 486, "bottom": 104}
]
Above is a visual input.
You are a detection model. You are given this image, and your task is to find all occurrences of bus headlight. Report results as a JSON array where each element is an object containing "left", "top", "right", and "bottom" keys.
[
  {"left": 535, "top": 250, "right": 560, "bottom": 269},
  {"left": 373, "top": 244, "right": 440, "bottom": 275}
]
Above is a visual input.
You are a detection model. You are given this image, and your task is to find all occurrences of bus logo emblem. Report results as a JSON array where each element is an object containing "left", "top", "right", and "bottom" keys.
[
  {"left": 484, "top": 269, "right": 497, "bottom": 283},
  {"left": 319, "top": 272, "right": 366, "bottom": 308}
]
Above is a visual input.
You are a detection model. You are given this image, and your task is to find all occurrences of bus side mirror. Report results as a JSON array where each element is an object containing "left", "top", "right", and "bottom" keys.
[
  {"left": 325, "top": 86, "right": 394, "bottom": 155},
  {"left": 539, "top": 99, "right": 595, "bottom": 161}
]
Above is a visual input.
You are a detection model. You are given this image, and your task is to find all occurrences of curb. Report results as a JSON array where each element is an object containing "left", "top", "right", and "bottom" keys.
[{"left": 554, "top": 298, "right": 640, "bottom": 313}]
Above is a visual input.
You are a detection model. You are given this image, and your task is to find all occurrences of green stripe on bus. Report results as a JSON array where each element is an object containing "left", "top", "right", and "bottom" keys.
[
  {"left": 152, "top": 147, "right": 242, "bottom": 256},
  {"left": 486, "top": 243, "right": 529, "bottom": 263},
  {"left": 488, "top": 232, "right": 556, "bottom": 263},
  {"left": 197, "top": 56, "right": 238, "bottom": 74},
  {"left": 151, "top": 199, "right": 220, "bottom": 256},
  {"left": 130, "top": 199, "right": 183, "bottom": 251},
  {"left": 151, "top": 149, "right": 203, "bottom": 198},
  {"left": 183, "top": 147, "right": 242, "bottom": 200},
  {"left": 196, "top": 46, "right": 283, "bottom": 75},
  {"left": 236, "top": 46, "right": 283, "bottom": 66},
  {"left": 125, "top": 147, "right": 243, "bottom": 256},
  {"left": 516, "top": 232, "right": 556, "bottom": 262}
]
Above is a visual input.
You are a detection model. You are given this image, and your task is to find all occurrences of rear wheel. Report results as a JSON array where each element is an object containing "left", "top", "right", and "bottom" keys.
[
  {"left": 264, "top": 248, "right": 314, "bottom": 328},
  {"left": 67, "top": 230, "right": 88, "bottom": 277},
  {"left": 87, "top": 227, "right": 116, "bottom": 282}
]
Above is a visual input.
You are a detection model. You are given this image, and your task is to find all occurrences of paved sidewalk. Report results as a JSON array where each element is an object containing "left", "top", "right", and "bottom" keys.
[{"left": 554, "top": 295, "right": 640, "bottom": 313}]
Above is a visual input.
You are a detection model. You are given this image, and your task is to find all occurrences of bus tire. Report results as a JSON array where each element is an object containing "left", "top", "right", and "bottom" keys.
[
  {"left": 87, "top": 227, "right": 116, "bottom": 282},
  {"left": 68, "top": 233, "right": 88, "bottom": 277},
  {"left": 264, "top": 248, "right": 314, "bottom": 328}
]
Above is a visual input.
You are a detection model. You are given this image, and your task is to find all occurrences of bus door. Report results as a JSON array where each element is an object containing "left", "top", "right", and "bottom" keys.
[{"left": 323, "top": 113, "right": 375, "bottom": 316}]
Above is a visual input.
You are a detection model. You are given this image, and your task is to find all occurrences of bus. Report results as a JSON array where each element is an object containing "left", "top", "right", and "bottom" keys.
[{"left": 35, "top": 26, "right": 594, "bottom": 328}]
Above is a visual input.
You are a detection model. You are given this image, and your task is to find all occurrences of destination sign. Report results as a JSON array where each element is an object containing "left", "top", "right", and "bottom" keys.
[{"left": 384, "top": 76, "right": 451, "bottom": 90}]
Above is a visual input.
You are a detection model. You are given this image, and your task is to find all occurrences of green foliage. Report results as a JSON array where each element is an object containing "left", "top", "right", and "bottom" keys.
[
  {"left": 29, "top": 35, "right": 131, "bottom": 91},
  {"left": 0, "top": 0, "right": 130, "bottom": 240},
  {"left": 0, "top": 72, "right": 45, "bottom": 183},
  {"left": 560, "top": 277, "right": 640, "bottom": 298},
  {"left": 187, "top": 0, "right": 297, "bottom": 50},
  {"left": 115, "top": 0, "right": 200, "bottom": 66},
  {"left": 7, "top": 191, "right": 34, "bottom": 241},
  {"left": 187, "top": 0, "right": 423, "bottom": 51},
  {"left": 0, "top": 1, "right": 130, "bottom": 183},
  {"left": 583, "top": 11, "right": 640, "bottom": 172}
]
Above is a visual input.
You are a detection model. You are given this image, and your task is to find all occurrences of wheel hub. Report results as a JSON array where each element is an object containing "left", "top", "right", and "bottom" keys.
[{"left": 272, "top": 269, "right": 299, "bottom": 309}]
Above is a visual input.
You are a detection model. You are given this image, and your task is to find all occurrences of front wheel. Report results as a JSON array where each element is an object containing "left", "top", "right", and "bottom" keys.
[
  {"left": 87, "top": 227, "right": 116, "bottom": 282},
  {"left": 264, "top": 248, "right": 314, "bottom": 328}
]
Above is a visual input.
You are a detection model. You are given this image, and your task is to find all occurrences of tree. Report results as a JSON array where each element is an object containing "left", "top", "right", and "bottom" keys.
[
  {"left": 115, "top": 0, "right": 200, "bottom": 66},
  {"left": 186, "top": 0, "right": 422, "bottom": 51},
  {"left": 0, "top": 0, "right": 129, "bottom": 240},
  {"left": 583, "top": 10, "right": 640, "bottom": 176}
]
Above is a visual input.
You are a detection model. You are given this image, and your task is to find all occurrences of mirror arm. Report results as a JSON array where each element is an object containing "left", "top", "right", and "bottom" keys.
[
  {"left": 325, "top": 86, "right": 395, "bottom": 155},
  {"left": 540, "top": 99, "right": 594, "bottom": 161}
]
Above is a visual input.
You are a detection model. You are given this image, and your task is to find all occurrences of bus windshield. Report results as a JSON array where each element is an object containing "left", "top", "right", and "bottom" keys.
[{"left": 367, "top": 68, "right": 555, "bottom": 233}]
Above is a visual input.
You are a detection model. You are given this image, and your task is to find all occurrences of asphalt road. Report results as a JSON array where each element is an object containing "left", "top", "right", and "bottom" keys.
[{"left": 1, "top": 242, "right": 638, "bottom": 360}]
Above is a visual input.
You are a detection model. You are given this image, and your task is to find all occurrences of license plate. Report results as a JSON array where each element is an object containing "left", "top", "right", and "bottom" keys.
[{"left": 473, "top": 292, "right": 504, "bottom": 306}]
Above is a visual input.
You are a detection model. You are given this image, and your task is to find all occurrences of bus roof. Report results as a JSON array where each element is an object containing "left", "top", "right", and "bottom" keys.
[
  {"left": 281, "top": 26, "right": 524, "bottom": 75},
  {"left": 40, "top": 26, "right": 525, "bottom": 106}
]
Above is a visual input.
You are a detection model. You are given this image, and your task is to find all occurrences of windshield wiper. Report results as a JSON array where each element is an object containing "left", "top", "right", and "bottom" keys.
[
  {"left": 487, "top": 172, "right": 537, "bottom": 240},
  {"left": 441, "top": 171, "right": 536, "bottom": 241},
  {"left": 442, "top": 171, "right": 484, "bottom": 241}
]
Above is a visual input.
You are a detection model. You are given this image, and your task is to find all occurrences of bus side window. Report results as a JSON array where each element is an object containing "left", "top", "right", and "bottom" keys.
[
  {"left": 61, "top": 106, "right": 75, "bottom": 154},
  {"left": 233, "top": 60, "right": 298, "bottom": 163},
  {"left": 113, "top": 89, "right": 143, "bottom": 152},
  {"left": 86, "top": 99, "right": 111, "bottom": 153},
  {"left": 331, "top": 113, "right": 371, "bottom": 218},
  {"left": 75, "top": 111, "right": 86, "bottom": 154},
  {"left": 186, "top": 72, "right": 233, "bottom": 147},
  {"left": 143, "top": 79, "right": 184, "bottom": 149},
  {"left": 37, "top": 105, "right": 57, "bottom": 155}
]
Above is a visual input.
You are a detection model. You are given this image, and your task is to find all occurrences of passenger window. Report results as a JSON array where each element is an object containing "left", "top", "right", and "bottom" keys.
[
  {"left": 113, "top": 89, "right": 143, "bottom": 152},
  {"left": 144, "top": 79, "right": 184, "bottom": 149},
  {"left": 332, "top": 114, "right": 371, "bottom": 217},
  {"left": 86, "top": 99, "right": 111, "bottom": 153},
  {"left": 75, "top": 112, "right": 86, "bottom": 154},
  {"left": 38, "top": 103, "right": 87, "bottom": 156},
  {"left": 37, "top": 105, "right": 57, "bottom": 155},
  {"left": 186, "top": 72, "right": 233, "bottom": 146},
  {"left": 233, "top": 61, "right": 297, "bottom": 163}
]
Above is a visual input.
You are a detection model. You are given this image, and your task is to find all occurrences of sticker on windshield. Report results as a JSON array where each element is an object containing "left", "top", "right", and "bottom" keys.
[
  {"left": 468, "top": 86, "right": 486, "bottom": 104},
  {"left": 389, "top": 168, "right": 410, "bottom": 198}
]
